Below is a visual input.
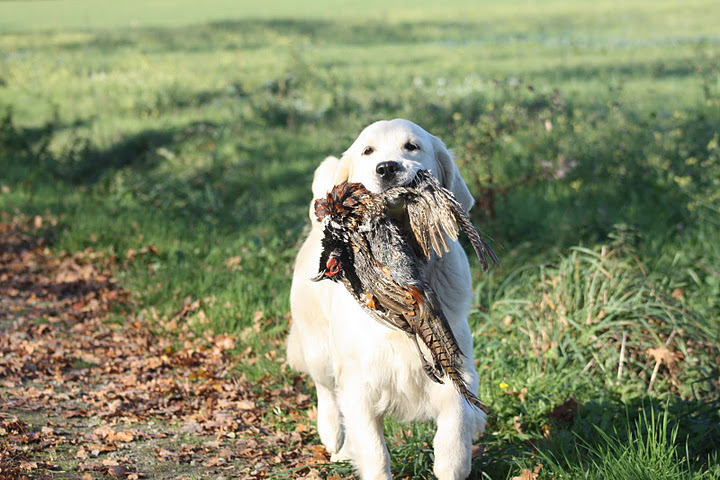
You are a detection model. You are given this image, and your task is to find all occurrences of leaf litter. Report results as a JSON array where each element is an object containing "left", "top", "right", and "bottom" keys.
[{"left": 0, "top": 213, "right": 331, "bottom": 479}]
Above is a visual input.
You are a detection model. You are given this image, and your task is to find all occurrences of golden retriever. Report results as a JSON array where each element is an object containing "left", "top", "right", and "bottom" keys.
[{"left": 287, "top": 119, "right": 486, "bottom": 480}]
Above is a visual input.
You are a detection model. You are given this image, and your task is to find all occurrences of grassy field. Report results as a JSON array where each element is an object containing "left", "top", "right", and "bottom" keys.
[{"left": 2, "top": 0, "right": 720, "bottom": 478}]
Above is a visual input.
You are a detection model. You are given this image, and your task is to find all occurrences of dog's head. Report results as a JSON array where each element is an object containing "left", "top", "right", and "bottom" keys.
[{"left": 333, "top": 119, "right": 474, "bottom": 212}]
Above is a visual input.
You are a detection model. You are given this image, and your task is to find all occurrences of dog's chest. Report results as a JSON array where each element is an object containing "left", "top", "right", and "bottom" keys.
[
  {"left": 364, "top": 329, "right": 436, "bottom": 420},
  {"left": 327, "top": 287, "right": 436, "bottom": 416}
]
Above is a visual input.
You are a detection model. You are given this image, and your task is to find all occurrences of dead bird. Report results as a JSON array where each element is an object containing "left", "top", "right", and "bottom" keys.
[{"left": 311, "top": 170, "right": 498, "bottom": 415}]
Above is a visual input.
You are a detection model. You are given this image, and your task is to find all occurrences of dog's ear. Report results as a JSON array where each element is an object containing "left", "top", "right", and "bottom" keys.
[
  {"left": 309, "top": 155, "right": 355, "bottom": 222},
  {"left": 309, "top": 156, "right": 338, "bottom": 221},
  {"left": 312, "top": 156, "right": 341, "bottom": 199},
  {"left": 431, "top": 135, "right": 474, "bottom": 212},
  {"left": 333, "top": 154, "right": 353, "bottom": 185}
]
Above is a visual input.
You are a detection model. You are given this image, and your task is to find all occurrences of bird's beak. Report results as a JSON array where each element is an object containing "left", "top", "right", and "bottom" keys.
[{"left": 310, "top": 270, "right": 328, "bottom": 282}]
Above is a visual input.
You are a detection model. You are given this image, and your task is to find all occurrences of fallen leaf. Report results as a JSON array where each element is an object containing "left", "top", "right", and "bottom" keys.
[
  {"left": 107, "top": 465, "right": 130, "bottom": 478},
  {"left": 647, "top": 345, "right": 676, "bottom": 367},
  {"left": 237, "top": 399, "right": 256, "bottom": 410},
  {"left": 0, "top": 214, "right": 343, "bottom": 478},
  {"left": 76, "top": 447, "right": 88, "bottom": 460},
  {"left": 225, "top": 256, "right": 243, "bottom": 271},
  {"left": 512, "top": 463, "right": 542, "bottom": 480},
  {"left": 115, "top": 431, "right": 135, "bottom": 443},
  {"left": 513, "top": 415, "right": 524, "bottom": 434}
]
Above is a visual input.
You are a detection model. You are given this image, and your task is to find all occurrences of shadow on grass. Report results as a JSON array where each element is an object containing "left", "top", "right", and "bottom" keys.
[
  {"left": 518, "top": 56, "right": 708, "bottom": 84},
  {"left": 476, "top": 394, "right": 720, "bottom": 479},
  {"left": 0, "top": 105, "right": 316, "bottom": 237},
  {"left": 1, "top": 108, "right": 172, "bottom": 184},
  {"left": 3, "top": 64, "right": 719, "bottom": 253},
  {"left": 14, "top": 19, "right": 506, "bottom": 53},
  {"left": 541, "top": 395, "right": 720, "bottom": 472},
  {"left": 18, "top": 16, "right": 720, "bottom": 56}
]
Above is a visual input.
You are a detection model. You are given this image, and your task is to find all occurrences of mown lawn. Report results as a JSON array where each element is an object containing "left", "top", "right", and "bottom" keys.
[{"left": 1, "top": 0, "right": 720, "bottom": 478}]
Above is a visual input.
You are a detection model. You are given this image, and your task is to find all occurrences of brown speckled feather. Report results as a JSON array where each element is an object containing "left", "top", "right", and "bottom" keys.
[{"left": 385, "top": 169, "right": 499, "bottom": 271}]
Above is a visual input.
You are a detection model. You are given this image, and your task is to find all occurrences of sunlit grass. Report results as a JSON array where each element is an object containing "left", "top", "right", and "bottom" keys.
[{"left": 1, "top": 1, "right": 719, "bottom": 477}]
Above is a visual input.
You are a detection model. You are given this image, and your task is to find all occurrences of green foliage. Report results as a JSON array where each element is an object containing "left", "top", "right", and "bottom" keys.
[
  {"left": 537, "top": 406, "right": 720, "bottom": 480},
  {"left": 2, "top": 1, "right": 720, "bottom": 477},
  {"left": 482, "top": 240, "right": 717, "bottom": 395}
]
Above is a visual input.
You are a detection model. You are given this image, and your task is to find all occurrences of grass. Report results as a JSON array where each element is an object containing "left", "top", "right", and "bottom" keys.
[
  {"left": 537, "top": 406, "right": 718, "bottom": 480},
  {"left": 2, "top": 0, "right": 720, "bottom": 478}
]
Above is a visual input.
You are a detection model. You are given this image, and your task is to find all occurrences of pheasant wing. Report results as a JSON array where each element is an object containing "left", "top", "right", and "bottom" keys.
[
  {"left": 407, "top": 189, "right": 459, "bottom": 258},
  {"left": 448, "top": 198, "right": 500, "bottom": 271},
  {"left": 393, "top": 170, "right": 499, "bottom": 271}
]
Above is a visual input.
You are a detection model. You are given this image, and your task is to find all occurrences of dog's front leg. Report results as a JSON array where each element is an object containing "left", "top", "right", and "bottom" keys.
[
  {"left": 316, "top": 382, "right": 345, "bottom": 455},
  {"left": 433, "top": 398, "right": 486, "bottom": 480},
  {"left": 433, "top": 403, "right": 473, "bottom": 480},
  {"left": 338, "top": 382, "right": 392, "bottom": 480}
]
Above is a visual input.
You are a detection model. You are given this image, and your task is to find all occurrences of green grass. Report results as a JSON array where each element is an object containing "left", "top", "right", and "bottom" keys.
[
  {"left": 535, "top": 406, "right": 718, "bottom": 480},
  {"left": 2, "top": 0, "right": 720, "bottom": 478}
]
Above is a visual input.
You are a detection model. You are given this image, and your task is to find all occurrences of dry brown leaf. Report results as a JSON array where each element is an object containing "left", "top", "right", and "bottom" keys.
[
  {"left": 512, "top": 469, "right": 537, "bottom": 480},
  {"left": 513, "top": 415, "right": 524, "bottom": 434},
  {"left": 671, "top": 288, "right": 685, "bottom": 301},
  {"left": 107, "top": 465, "right": 130, "bottom": 478},
  {"left": 20, "top": 460, "right": 38, "bottom": 470},
  {"left": 504, "top": 387, "right": 528, "bottom": 403},
  {"left": 512, "top": 463, "right": 542, "bottom": 480},
  {"left": 647, "top": 345, "right": 676, "bottom": 366},
  {"left": 310, "top": 444, "right": 329, "bottom": 462},
  {"left": 225, "top": 256, "right": 243, "bottom": 271},
  {"left": 114, "top": 431, "right": 135, "bottom": 443},
  {"left": 0, "top": 214, "right": 336, "bottom": 478},
  {"left": 76, "top": 447, "right": 88, "bottom": 460}
]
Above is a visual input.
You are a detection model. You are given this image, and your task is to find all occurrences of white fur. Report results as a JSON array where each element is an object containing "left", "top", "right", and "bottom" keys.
[{"left": 287, "top": 119, "right": 486, "bottom": 480}]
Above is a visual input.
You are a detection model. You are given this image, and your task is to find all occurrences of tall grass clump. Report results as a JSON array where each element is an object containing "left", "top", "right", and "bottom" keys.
[
  {"left": 472, "top": 229, "right": 719, "bottom": 478},
  {"left": 482, "top": 235, "right": 718, "bottom": 397},
  {"left": 537, "top": 407, "right": 720, "bottom": 480}
]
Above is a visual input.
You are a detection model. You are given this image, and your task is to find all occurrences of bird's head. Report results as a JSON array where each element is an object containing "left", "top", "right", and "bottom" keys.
[{"left": 311, "top": 247, "right": 345, "bottom": 282}]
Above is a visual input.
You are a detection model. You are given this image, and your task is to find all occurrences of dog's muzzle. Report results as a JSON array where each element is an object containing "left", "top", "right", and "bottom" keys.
[{"left": 375, "top": 161, "right": 401, "bottom": 182}]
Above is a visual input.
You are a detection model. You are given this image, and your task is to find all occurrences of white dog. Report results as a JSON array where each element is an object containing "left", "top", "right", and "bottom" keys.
[{"left": 287, "top": 119, "right": 487, "bottom": 480}]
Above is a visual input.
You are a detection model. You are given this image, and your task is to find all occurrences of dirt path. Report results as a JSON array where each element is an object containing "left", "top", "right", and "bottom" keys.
[{"left": 0, "top": 214, "right": 334, "bottom": 479}]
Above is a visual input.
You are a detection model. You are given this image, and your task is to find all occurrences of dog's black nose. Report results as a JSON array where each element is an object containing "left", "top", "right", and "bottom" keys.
[{"left": 376, "top": 161, "right": 400, "bottom": 180}]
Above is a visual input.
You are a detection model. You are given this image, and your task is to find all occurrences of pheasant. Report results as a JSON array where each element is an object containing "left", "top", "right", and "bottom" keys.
[{"left": 311, "top": 170, "right": 498, "bottom": 415}]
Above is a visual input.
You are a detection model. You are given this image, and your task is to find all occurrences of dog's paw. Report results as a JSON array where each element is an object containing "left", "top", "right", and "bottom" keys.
[
  {"left": 330, "top": 445, "right": 352, "bottom": 463},
  {"left": 316, "top": 388, "right": 345, "bottom": 454},
  {"left": 317, "top": 416, "right": 344, "bottom": 454}
]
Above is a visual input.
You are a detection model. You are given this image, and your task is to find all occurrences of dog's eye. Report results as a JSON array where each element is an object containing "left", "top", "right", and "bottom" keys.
[
  {"left": 362, "top": 146, "right": 374, "bottom": 156},
  {"left": 404, "top": 142, "right": 419, "bottom": 152}
]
